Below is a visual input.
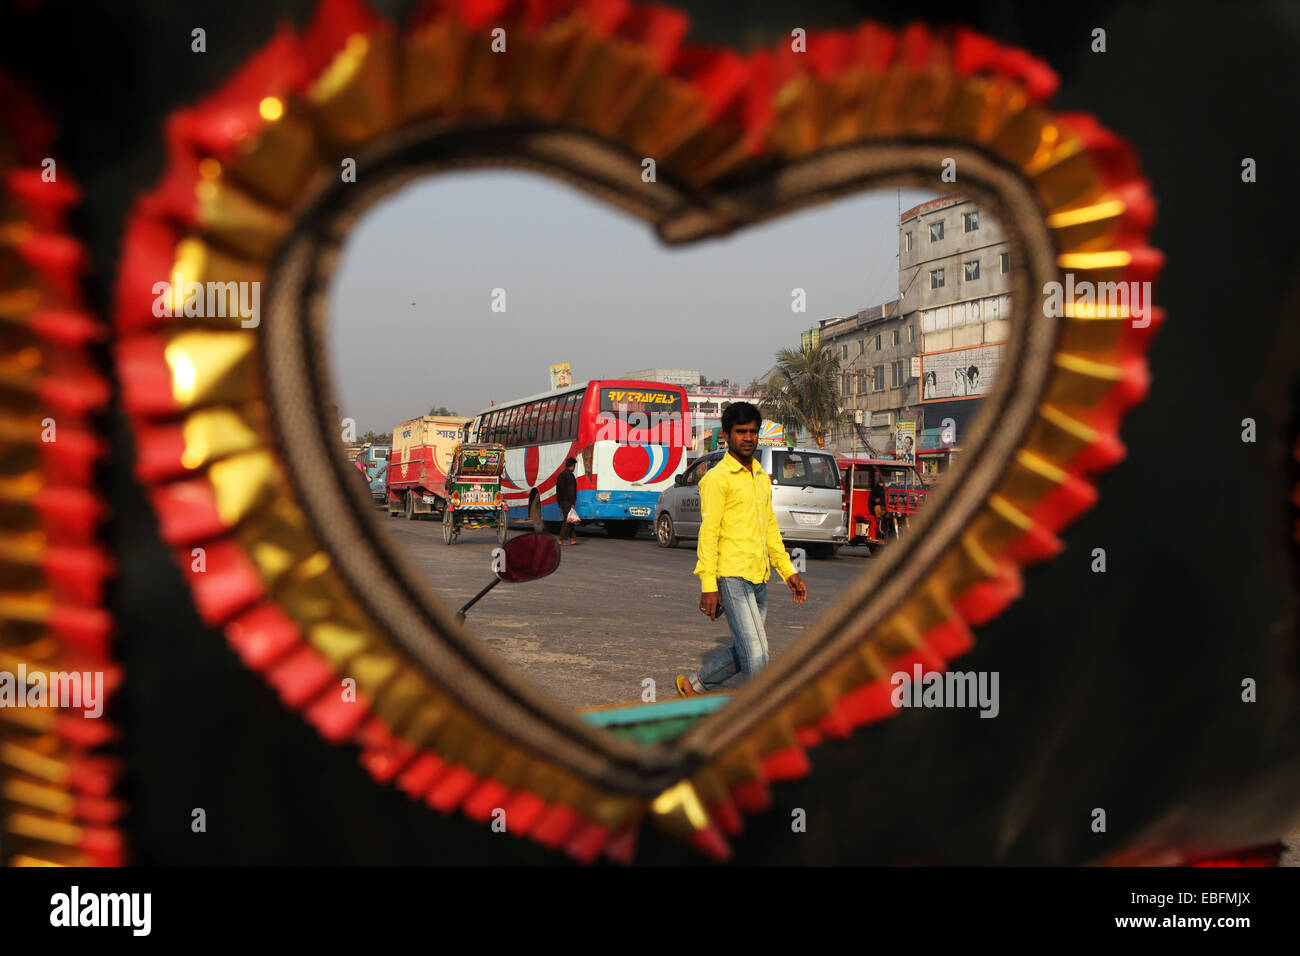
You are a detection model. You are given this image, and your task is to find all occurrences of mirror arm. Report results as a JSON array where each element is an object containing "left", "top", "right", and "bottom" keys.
[{"left": 456, "top": 577, "right": 502, "bottom": 622}]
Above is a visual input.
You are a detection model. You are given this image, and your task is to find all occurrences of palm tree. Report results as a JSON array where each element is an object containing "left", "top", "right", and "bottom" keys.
[{"left": 757, "top": 342, "right": 848, "bottom": 449}]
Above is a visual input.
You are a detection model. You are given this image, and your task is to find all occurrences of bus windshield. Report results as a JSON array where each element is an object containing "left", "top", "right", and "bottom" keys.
[
  {"left": 597, "top": 387, "right": 682, "bottom": 418},
  {"left": 596, "top": 387, "right": 685, "bottom": 443}
]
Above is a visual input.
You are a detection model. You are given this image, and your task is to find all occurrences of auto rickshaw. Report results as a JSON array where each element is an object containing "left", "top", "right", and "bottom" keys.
[
  {"left": 836, "top": 457, "right": 929, "bottom": 548},
  {"left": 442, "top": 443, "right": 508, "bottom": 546}
]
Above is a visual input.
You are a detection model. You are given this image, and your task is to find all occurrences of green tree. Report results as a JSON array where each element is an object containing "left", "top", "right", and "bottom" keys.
[
  {"left": 756, "top": 342, "right": 846, "bottom": 449},
  {"left": 360, "top": 430, "right": 392, "bottom": 445},
  {"left": 428, "top": 405, "right": 458, "bottom": 416}
]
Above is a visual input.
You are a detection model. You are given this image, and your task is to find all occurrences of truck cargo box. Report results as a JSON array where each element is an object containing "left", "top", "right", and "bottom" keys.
[{"left": 387, "top": 416, "right": 470, "bottom": 517}]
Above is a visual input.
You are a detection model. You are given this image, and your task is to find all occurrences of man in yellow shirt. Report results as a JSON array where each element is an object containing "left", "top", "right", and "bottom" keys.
[{"left": 677, "top": 403, "right": 808, "bottom": 696}]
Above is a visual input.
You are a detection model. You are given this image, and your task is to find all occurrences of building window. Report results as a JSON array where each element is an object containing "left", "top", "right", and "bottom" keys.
[
  {"left": 930, "top": 268, "right": 944, "bottom": 289},
  {"left": 892, "top": 329, "right": 900, "bottom": 347},
  {"left": 842, "top": 374, "right": 852, "bottom": 396},
  {"left": 963, "top": 211, "right": 979, "bottom": 232},
  {"left": 1000, "top": 252, "right": 1010, "bottom": 274},
  {"left": 908, "top": 325, "right": 915, "bottom": 343},
  {"left": 873, "top": 365, "right": 885, "bottom": 390},
  {"left": 857, "top": 371, "right": 867, "bottom": 392},
  {"left": 891, "top": 361, "right": 905, "bottom": 388},
  {"left": 874, "top": 333, "right": 882, "bottom": 350},
  {"left": 858, "top": 338, "right": 865, "bottom": 354},
  {"left": 929, "top": 221, "right": 944, "bottom": 242},
  {"left": 841, "top": 344, "right": 848, "bottom": 359},
  {"left": 905, "top": 231, "right": 913, "bottom": 251},
  {"left": 964, "top": 259, "right": 980, "bottom": 281}
]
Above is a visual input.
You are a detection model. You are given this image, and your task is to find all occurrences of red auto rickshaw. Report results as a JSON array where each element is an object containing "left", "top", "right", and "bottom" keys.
[{"left": 836, "top": 457, "right": 930, "bottom": 548}]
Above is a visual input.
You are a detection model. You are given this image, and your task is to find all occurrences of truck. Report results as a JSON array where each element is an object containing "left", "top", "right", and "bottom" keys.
[{"left": 385, "top": 416, "right": 471, "bottom": 519}]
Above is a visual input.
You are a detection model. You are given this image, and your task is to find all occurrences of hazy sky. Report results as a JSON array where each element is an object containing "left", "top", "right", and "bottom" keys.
[{"left": 327, "top": 171, "right": 937, "bottom": 434}]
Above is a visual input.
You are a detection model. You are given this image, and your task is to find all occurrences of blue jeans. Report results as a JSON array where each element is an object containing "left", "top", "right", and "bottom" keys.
[{"left": 691, "top": 578, "right": 769, "bottom": 691}]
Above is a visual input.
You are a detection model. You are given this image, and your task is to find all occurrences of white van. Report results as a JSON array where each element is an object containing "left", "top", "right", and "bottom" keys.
[{"left": 652, "top": 446, "right": 848, "bottom": 558}]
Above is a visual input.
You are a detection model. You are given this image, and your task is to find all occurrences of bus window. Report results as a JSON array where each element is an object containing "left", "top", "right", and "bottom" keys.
[
  {"left": 540, "top": 400, "right": 552, "bottom": 442},
  {"left": 553, "top": 395, "right": 566, "bottom": 442},
  {"left": 562, "top": 392, "right": 579, "bottom": 440},
  {"left": 524, "top": 402, "right": 540, "bottom": 443},
  {"left": 508, "top": 404, "right": 523, "bottom": 445},
  {"left": 539, "top": 398, "right": 556, "bottom": 443}
]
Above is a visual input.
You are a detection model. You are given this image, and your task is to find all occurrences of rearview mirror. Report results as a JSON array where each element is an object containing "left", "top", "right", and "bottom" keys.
[
  {"left": 497, "top": 532, "right": 560, "bottom": 583},
  {"left": 456, "top": 532, "right": 561, "bottom": 623}
]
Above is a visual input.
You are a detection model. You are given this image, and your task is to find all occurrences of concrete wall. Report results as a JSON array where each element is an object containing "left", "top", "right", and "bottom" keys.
[{"left": 899, "top": 195, "right": 1011, "bottom": 314}]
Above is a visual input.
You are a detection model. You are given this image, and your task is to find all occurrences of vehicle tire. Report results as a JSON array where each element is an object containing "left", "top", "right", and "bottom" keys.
[
  {"left": 496, "top": 511, "right": 508, "bottom": 546},
  {"left": 529, "top": 494, "right": 544, "bottom": 532},
  {"left": 442, "top": 511, "right": 455, "bottom": 544},
  {"left": 656, "top": 513, "right": 678, "bottom": 549},
  {"left": 605, "top": 520, "right": 640, "bottom": 539},
  {"left": 404, "top": 492, "right": 415, "bottom": 520}
]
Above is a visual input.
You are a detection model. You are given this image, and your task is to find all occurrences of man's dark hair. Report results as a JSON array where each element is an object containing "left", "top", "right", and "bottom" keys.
[
  {"left": 721, "top": 401, "right": 762, "bottom": 432},
  {"left": 565, "top": 457, "right": 577, "bottom": 468}
]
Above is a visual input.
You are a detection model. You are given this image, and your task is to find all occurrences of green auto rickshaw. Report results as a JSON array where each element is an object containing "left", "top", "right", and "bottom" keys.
[{"left": 442, "top": 443, "right": 508, "bottom": 546}]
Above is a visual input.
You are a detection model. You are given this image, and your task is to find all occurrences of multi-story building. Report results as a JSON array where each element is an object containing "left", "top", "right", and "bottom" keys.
[
  {"left": 898, "top": 194, "right": 1012, "bottom": 448},
  {"left": 776, "top": 195, "right": 1009, "bottom": 464},
  {"left": 804, "top": 301, "right": 921, "bottom": 455}
]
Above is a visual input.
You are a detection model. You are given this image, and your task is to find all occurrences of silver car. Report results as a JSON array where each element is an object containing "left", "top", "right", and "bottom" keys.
[{"left": 653, "top": 446, "right": 848, "bottom": 558}]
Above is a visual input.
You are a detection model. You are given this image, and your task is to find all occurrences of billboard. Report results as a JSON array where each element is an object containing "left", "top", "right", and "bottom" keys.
[
  {"left": 894, "top": 420, "right": 916, "bottom": 464},
  {"left": 757, "top": 420, "right": 791, "bottom": 446},
  {"left": 920, "top": 343, "right": 1005, "bottom": 402},
  {"left": 549, "top": 362, "right": 572, "bottom": 390},
  {"left": 698, "top": 419, "right": 790, "bottom": 453}
]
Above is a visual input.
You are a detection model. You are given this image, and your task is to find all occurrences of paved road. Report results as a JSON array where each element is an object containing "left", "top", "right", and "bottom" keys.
[{"left": 376, "top": 508, "right": 878, "bottom": 711}]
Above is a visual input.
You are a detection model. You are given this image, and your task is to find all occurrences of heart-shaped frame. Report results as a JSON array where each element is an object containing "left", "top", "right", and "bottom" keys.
[{"left": 112, "top": 0, "right": 1162, "bottom": 862}]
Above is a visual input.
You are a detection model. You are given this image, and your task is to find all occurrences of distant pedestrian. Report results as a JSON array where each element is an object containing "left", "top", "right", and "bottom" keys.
[
  {"left": 556, "top": 457, "right": 579, "bottom": 545},
  {"left": 676, "top": 402, "right": 807, "bottom": 696}
]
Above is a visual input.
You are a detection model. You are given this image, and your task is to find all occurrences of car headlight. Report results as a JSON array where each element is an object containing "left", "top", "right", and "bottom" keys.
[{"left": 596, "top": 492, "right": 611, "bottom": 502}]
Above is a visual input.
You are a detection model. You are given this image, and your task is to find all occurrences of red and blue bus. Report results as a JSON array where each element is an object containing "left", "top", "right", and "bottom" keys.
[{"left": 469, "top": 380, "right": 690, "bottom": 538}]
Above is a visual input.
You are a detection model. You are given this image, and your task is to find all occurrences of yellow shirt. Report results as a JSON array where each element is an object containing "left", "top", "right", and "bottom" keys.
[{"left": 694, "top": 451, "right": 797, "bottom": 593}]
